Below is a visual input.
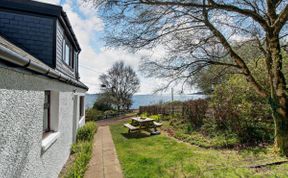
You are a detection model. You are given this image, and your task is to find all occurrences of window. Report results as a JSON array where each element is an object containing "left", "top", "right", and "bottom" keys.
[
  {"left": 79, "top": 96, "right": 85, "bottom": 119},
  {"left": 62, "top": 39, "right": 74, "bottom": 68},
  {"left": 42, "top": 91, "right": 60, "bottom": 152},
  {"left": 65, "top": 43, "right": 70, "bottom": 65},
  {"left": 42, "top": 91, "right": 60, "bottom": 135},
  {"left": 62, "top": 39, "right": 66, "bottom": 62},
  {"left": 43, "top": 91, "right": 50, "bottom": 133}
]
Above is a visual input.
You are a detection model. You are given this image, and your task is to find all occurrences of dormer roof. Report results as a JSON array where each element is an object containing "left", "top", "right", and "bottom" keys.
[{"left": 0, "top": 0, "right": 81, "bottom": 52}]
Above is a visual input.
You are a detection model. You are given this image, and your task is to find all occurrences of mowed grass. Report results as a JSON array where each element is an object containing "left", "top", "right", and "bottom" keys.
[{"left": 110, "top": 123, "right": 288, "bottom": 178}]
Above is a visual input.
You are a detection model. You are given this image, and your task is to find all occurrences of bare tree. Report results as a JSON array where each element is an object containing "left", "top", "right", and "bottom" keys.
[
  {"left": 87, "top": 0, "right": 288, "bottom": 155},
  {"left": 100, "top": 61, "right": 140, "bottom": 111}
]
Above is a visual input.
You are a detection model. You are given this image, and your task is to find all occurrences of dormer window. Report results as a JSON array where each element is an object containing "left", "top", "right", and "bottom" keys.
[
  {"left": 62, "top": 38, "right": 74, "bottom": 68},
  {"left": 65, "top": 43, "right": 70, "bottom": 64}
]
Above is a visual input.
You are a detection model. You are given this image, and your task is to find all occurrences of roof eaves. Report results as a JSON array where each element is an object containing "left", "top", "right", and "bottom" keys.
[{"left": 0, "top": 36, "right": 88, "bottom": 90}]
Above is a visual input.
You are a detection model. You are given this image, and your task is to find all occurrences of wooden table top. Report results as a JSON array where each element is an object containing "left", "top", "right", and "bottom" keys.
[{"left": 132, "top": 117, "right": 154, "bottom": 123}]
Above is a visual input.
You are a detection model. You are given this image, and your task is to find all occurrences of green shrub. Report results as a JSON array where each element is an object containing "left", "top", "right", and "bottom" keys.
[
  {"left": 182, "top": 99, "right": 208, "bottom": 130},
  {"left": 76, "top": 122, "right": 97, "bottom": 142},
  {"left": 186, "top": 124, "right": 193, "bottom": 134},
  {"left": 63, "top": 122, "right": 97, "bottom": 178},
  {"left": 162, "top": 113, "right": 181, "bottom": 121},
  {"left": 65, "top": 142, "right": 92, "bottom": 178},
  {"left": 149, "top": 114, "right": 162, "bottom": 121},
  {"left": 93, "top": 98, "right": 113, "bottom": 111},
  {"left": 140, "top": 112, "right": 148, "bottom": 118},
  {"left": 85, "top": 108, "right": 104, "bottom": 121},
  {"left": 104, "top": 110, "right": 117, "bottom": 115},
  {"left": 209, "top": 67, "right": 273, "bottom": 145}
]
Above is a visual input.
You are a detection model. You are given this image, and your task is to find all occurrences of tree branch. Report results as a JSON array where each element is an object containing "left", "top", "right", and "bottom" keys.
[
  {"left": 139, "top": 0, "right": 269, "bottom": 30},
  {"left": 273, "top": 4, "right": 288, "bottom": 33},
  {"left": 202, "top": 6, "right": 268, "bottom": 97}
]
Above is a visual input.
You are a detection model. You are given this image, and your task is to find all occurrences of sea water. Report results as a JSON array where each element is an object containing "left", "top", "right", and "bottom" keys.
[{"left": 85, "top": 94, "right": 206, "bottom": 109}]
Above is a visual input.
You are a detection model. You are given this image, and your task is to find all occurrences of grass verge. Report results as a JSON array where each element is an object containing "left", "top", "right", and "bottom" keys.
[
  {"left": 60, "top": 122, "right": 97, "bottom": 178},
  {"left": 110, "top": 122, "right": 288, "bottom": 178}
]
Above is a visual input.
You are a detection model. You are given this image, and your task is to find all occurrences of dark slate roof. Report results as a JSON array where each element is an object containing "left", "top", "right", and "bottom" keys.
[
  {"left": 0, "top": 35, "right": 88, "bottom": 90},
  {"left": 0, "top": 0, "right": 81, "bottom": 51}
]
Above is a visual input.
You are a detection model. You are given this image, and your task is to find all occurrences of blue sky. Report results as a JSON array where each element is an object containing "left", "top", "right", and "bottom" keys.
[
  {"left": 35, "top": 0, "right": 203, "bottom": 95},
  {"left": 35, "top": 0, "right": 169, "bottom": 94}
]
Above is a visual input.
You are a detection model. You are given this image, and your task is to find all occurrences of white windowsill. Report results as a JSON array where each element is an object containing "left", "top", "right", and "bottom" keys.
[{"left": 41, "top": 132, "right": 60, "bottom": 152}]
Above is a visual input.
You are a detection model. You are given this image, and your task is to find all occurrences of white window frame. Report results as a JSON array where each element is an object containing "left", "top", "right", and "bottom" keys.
[
  {"left": 78, "top": 94, "right": 86, "bottom": 128},
  {"left": 62, "top": 39, "right": 73, "bottom": 68},
  {"left": 42, "top": 91, "right": 60, "bottom": 153},
  {"left": 65, "top": 43, "right": 70, "bottom": 65}
]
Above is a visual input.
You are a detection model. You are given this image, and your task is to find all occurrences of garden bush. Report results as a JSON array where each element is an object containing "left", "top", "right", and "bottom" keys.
[
  {"left": 104, "top": 110, "right": 117, "bottom": 116},
  {"left": 139, "top": 112, "right": 148, "bottom": 118},
  {"left": 182, "top": 99, "right": 208, "bottom": 130},
  {"left": 62, "top": 122, "right": 97, "bottom": 178},
  {"left": 93, "top": 96, "right": 114, "bottom": 111},
  {"left": 76, "top": 121, "right": 97, "bottom": 142},
  {"left": 209, "top": 73, "right": 273, "bottom": 145},
  {"left": 85, "top": 108, "right": 104, "bottom": 121},
  {"left": 149, "top": 114, "right": 162, "bottom": 121},
  {"left": 65, "top": 142, "right": 92, "bottom": 178}
]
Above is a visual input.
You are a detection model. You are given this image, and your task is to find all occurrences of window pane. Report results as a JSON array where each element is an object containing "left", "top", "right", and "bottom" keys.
[
  {"left": 43, "top": 108, "right": 49, "bottom": 131},
  {"left": 43, "top": 91, "right": 50, "bottom": 132},
  {"left": 79, "top": 96, "right": 84, "bottom": 118},
  {"left": 65, "top": 44, "right": 70, "bottom": 65}
]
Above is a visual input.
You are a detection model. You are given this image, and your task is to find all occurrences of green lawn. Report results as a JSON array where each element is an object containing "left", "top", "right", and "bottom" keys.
[{"left": 110, "top": 123, "right": 288, "bottom": 178}]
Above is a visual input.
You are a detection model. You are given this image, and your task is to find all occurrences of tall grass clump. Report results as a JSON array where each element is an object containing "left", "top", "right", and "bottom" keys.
[
  {"left": 76, "top": 122, "right": 97, "bottom": 142},
  {"left": 63, "top": 121, "right": 97, "bottom": 178}
]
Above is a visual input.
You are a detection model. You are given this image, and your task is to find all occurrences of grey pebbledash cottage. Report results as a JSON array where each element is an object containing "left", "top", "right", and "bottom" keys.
[{"left": 0, "top": 0, "right": 89, "bottom": 177}]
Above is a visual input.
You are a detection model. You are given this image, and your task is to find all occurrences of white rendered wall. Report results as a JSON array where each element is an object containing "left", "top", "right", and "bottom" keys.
[{"left": 0, "top": 65, "right": 87, "bottom": 178}]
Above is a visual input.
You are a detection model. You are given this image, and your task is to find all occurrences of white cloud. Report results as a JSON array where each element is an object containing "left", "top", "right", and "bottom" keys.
[
  {"left": 61, "top": 1, "right": 168, "bottom": 94},
  {"left": 34, "top": 0, "right": 171, "bottom": 94},
  {"left": 79, "top": 47, "right": 161, "bottom": 94}
]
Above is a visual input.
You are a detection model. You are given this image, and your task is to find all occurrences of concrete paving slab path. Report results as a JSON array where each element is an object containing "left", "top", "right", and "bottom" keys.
[{"left": 84, "top": 126, "right": 123, "bottom": 178}]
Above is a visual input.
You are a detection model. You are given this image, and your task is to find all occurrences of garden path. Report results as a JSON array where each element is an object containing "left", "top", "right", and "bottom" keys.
[{"left": 84, "top": 126, "right": 123, "bottom": 178}]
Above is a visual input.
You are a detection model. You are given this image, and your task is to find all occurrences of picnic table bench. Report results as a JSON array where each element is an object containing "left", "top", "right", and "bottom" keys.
[
  {"left": 123, "top": 123, "right": 139, "bottom": 133},
  {"left": 124, "top": 117, "right": 162, "bottom": 135}
]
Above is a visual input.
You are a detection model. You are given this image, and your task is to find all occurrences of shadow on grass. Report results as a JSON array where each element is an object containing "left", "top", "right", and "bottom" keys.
[{"left": 121, "top": 132, "right": 155, "bottom": 139}]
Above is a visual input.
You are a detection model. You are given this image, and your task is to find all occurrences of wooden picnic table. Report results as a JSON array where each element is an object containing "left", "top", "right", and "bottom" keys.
[
  {"left": 124, "top": 117, "right": 162, "bottom": 134},
  {"left": 132, "top": 117, "right": 154, "bottom": 124}
]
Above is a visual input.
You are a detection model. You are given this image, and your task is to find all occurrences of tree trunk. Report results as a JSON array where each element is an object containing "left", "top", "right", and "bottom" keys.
[
  {"left": 268, "top": 33, "right": 288, "bottom": 156},
  {"left": 271, "top": 98, "right": 288, "bottom": 156}
]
